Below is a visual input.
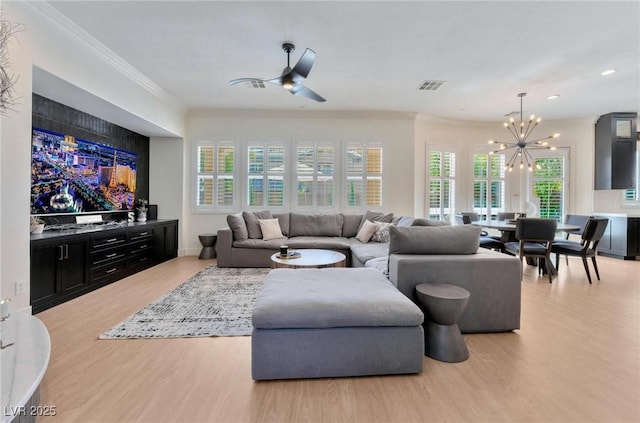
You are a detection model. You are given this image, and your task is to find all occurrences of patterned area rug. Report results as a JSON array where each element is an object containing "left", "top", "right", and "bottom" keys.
[{"left": 99, "top": 266, "right": 269, "bottom": 339}]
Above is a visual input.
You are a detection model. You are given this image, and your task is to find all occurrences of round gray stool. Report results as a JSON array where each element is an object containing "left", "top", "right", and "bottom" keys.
[
  {"left": 198, "top": 234, "right": 217, "bottom": 259},
  {"left": 415, "top": 283, "right": 470, "bottom": 363}
]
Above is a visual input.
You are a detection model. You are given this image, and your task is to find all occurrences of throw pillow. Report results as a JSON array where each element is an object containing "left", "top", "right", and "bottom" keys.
[
  {"left": 243, "top": 210, "right": 273, "bottom": 239},
  {"left": 358, "top": 210, "right": 394, "bottom": 231},
  {"left": 258, "top": 218, "right": 284, "bottom": 240},
  {"left": 227, "top": 213, "right": 248, "bottom": 241},
  {"left": 356, "top": 219, "right": 379, "bottom": 243},
  {"left": 371, "top": 222, "right": 392, "bottom": 243}
]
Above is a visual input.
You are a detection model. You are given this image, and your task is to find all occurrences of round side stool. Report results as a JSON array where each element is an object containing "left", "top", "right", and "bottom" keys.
[
  {"left": 198, "top": 234, "right": 217, "bottom": 259},
  {"left": 415, "top": 283, "right": 470, "bottom": 363}
]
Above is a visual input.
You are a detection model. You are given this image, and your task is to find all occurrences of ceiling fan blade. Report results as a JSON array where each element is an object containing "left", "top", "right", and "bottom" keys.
[
  {"left": 290, "top": 85, "right": 326, "bottom": 102},
  {"left": 229, "top": 78, "right": 265, "bottom": 86},
  {"left": 290, "top": 48, "right": 316, "bottom": 81}
]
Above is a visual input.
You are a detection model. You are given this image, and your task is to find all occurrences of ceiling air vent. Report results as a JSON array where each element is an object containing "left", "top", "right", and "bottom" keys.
[{"left": 418, "top": 80, "right": 446, "bottom": 91}]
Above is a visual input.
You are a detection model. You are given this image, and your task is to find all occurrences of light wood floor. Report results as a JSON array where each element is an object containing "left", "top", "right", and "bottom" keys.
[{"left": 34, "top": 254, "right": 640, "bottom": 423}]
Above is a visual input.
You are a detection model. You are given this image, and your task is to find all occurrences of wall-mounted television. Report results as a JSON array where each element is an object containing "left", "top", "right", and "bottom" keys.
[{"left": 31, "top": 128, "right": 138, "bottom": 215}]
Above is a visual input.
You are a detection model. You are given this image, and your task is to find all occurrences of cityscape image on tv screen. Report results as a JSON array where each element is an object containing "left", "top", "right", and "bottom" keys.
[{"left": 31, "top": 128, "right": 138, "bottom": 215}]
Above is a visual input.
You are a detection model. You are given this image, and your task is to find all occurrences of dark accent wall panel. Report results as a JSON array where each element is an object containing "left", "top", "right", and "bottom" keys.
[{"left": 31, "top": 94, "right": 150, "bottom": 202}]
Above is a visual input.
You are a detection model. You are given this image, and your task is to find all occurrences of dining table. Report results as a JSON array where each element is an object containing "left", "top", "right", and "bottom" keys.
[{"left": 473, "top": 219, "right": 582, "bottom": 274}]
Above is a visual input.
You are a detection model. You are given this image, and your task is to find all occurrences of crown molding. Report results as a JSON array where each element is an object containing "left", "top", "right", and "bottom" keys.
[{"left": 25, "top": 1, "right": 168, "bottom": 99}]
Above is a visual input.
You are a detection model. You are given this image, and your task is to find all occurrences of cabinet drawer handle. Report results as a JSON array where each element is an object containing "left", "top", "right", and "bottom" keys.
[
  {"left": 138, "top": 232, "right": 148, "bottom": 236},
  {"left": 105, "top": 267, "right": 118, "bottom": 274},
  {"left": 106, "top": 253, "right": 118, "bottom": 258},
  {"left": 106, "top": 238, "right": 119, "bottom": 243},
  {"left": 138, "top": 257, "right": 148, "bottom": 263},
  {"left": 64, "top": 244, "right": 69, "bottom": 260},
  {"left": 59, "top": 245, "right": 64, "bottom": 261},
  {"left": 139, "top": 244, "right": 148, "bottom": 249}
]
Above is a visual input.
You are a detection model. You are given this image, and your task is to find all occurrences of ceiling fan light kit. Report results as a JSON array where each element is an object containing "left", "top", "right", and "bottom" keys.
[
  {"left": 488, "top": 92, "right": 560, "bottom": 172},
  {"left": 229, "top": 42, "right": 326, "bottom": 102}
]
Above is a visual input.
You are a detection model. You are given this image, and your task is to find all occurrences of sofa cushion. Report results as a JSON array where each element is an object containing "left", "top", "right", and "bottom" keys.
[
  {"left": 365, "top": 256, "right": 389, "bottom": 275},
  {"left": 252, "top": 268, "right": 424, "bottom": 329},
  {"left": 389, "top": 225, "right": 481, "bottom": 255},
  {"left": 394, "top": 216, "right": 416, "bottom": 227},
  {"left": 227, "top": 213, "right": 249, "bottom": 241},
  {"left": 258, "top": 218, "right": 284, "bottom": 240},
  {"left": 286, "top": 236, "right": 351, "bottom": 250},
  {"left": 411, "top": 218, "right": 451, "bottom": 227},
  {"left": 243, "top": 210, "right": 273, "bottom": 239},
  {"left": 356, "top": 219, "right": 379, "bottom": 243},
  {"left": 233, "top": 238, "right": 288, "bottom": 249},
  {"left": 273, "top": 212, "right": 290, "bottom": 237},
  {"left": 359, "top": 210, "right": 394, "bottom": 231},
  {"left": 342, "top": 213, "right": 363, "bottom": 237},
  {"left": 289, "top": 213, "right": 344, "bottom": 237},
  {"left": 349, "top": 239, "right": 389, "bottom": 263}
]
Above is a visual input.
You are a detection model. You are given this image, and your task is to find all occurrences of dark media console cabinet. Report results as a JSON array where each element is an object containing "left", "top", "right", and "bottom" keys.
[{"left": 30, "top": 219, "right": 178, "bottom": 314}]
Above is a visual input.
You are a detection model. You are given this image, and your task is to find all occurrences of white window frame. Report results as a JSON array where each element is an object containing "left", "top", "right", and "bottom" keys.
[
  {"left": 343, "top": 142, "right": 385, "bottom": 212},
  {"left": 244, "top": 142, "right": 287, "bottom": 211},
  {"left": 293, "top": 141, "right": 338, "bottom": 212},
  {"left": 193, "top": 140, "right": 239, "bottom": 213},
  {"left": 426, "top": 145, "right": 456, "bottom": 221},
  {"left": 472, "top": 148, "right": 507, "bottom": 220},
  {"left": 192, "top": 139, "right": 385, "bottom": 213},
  {"left": 529, "top": 148, "right": 570, "bottom": 221}
]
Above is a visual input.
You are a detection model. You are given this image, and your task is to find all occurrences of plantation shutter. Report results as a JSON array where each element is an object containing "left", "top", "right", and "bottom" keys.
[
  {"left": 533, "top": 156, "right": 565, "bottom": 220},
  {"left": 196, "top": 142, "right": 236, "bottom": 210},
  {"left": 428, "top": 150, "right": 455, "bottom": 220}
]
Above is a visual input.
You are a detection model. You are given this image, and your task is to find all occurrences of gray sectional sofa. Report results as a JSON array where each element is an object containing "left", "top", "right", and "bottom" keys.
[{"left": 217, "top": 210, "right": 522, "bottom": 333}]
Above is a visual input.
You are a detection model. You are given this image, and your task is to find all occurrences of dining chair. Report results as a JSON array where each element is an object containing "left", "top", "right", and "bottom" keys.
[
  {"left": 551, "top": 217, "right": 609, "bottom": 284},
  {"left": 456, "top": 214, "right": 505, "bottom": 252},
  {"left": 504, "top": 218, "right": 558, "bottom": 283},
  {"left": 497, "top": 212, "right": 517, "bottom": 221},
  {"left": 555, "top": 214, "right": 593, "bottom": 264}
]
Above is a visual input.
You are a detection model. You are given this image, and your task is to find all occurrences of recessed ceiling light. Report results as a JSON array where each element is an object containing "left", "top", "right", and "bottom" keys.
[
  {"left": 601, "top": 69, "right": 616, "bottom": 76},
  {"left": 547, "top": 95, "right": 560, "bottom": 100}
]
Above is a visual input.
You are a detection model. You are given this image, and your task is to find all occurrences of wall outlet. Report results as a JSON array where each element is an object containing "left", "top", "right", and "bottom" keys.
[{"left": 15, "top": 280, "right": 26, "bottom": 296}]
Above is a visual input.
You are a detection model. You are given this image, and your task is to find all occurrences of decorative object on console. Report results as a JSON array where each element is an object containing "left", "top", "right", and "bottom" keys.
[
  {"left": 136, "top": 199, "right": 148, "bottom": 222},
  {"left": 487, "top": 92, "right": 560, "bottom": 172},
  {"left": 30, "top": 216, "right": 45, "bottom": 234}
]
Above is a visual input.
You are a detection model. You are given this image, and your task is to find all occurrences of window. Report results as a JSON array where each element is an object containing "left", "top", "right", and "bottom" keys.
[
  {"left": 194, "top": 140, "right": 385, "bottom": 212},
  {"left": 195, "top": 142, "right": 236, "bottom": 211},
  {"left": 427, "top": 149, "right": 455, "bottom": 220},
  {"left": 247, "top": 144, "right": 286, "bottom": 209},
  {"left": 345, "top": 143, "right": 383, "bottom": 209},
  {"left": 622, "top": 139, "right": 640, "bottom": 205},
  {"left": 295, "top": 143, "right": 336, "bottom": 209},
  {"left": 472, "top": 152, "right": 506, "bottom": 220},
  {"left": 532, "top": 154, "right": 566, "bottom": 220}
]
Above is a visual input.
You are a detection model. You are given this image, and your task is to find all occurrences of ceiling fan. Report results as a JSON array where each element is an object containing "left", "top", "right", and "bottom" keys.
[{"left": 229, "top": 43, "right": 326, "bottom": 102}]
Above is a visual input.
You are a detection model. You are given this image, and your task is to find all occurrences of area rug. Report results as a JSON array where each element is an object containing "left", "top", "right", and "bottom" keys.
[{"left": 99, "top": 266, "right": 269, "bottom": 339}]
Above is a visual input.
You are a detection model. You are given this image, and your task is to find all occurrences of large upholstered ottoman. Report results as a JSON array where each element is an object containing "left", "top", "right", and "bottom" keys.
[{"left": 251, "top": 268, "right": 424, "bottom": 380}]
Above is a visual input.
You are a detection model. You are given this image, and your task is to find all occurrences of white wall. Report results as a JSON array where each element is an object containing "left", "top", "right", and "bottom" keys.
[
  {"left": 0, "top": 1, "right": 185, "bottom": 310},
  {"left": 180, "top": 110, "right": 416, "bottom": 255}
]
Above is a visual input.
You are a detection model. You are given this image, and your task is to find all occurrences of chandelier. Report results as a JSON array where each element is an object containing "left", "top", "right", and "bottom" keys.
[{"left": 488, "top": 92, "right": 560, "bottom": 172}]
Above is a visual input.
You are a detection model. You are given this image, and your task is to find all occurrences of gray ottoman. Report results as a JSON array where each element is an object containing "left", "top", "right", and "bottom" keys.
[{"left": 252, "top": 268, "right": 425, "bottom": 380}]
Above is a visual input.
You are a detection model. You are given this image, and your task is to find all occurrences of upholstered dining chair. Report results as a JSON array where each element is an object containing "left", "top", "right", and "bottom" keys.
[
  {"left": 551, "top": 217, "right": 609, "bottom": 284},
  {"left": 456, "top": 214, "right": 505, "bottom": 252},
  {"left": 504, "top": 218, "right": 558, "bottom": 283},
  {"left": 497, "top": 212, "right": 517, "bottom": 221}
]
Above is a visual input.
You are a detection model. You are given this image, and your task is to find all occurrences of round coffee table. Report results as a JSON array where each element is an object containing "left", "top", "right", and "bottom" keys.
[
  {"left": 270, "top": 249, "right": 346, "bottom": 269},
  {"left": 415, "top": 283, "right": 470, "bottom": 363}
]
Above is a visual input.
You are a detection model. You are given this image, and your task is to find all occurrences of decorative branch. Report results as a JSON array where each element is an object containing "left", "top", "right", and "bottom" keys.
[{"left": 0, "top": 11, "right": 23, "bottom": 116}]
